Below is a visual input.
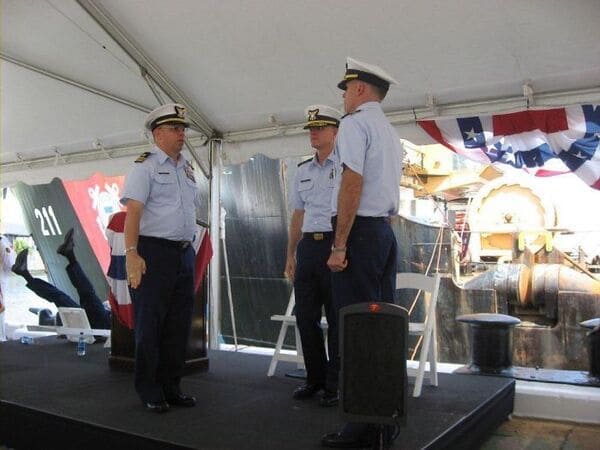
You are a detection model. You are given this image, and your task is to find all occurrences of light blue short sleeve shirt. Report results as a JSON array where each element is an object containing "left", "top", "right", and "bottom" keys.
[
  {"left": 291, "top": 153, "right": 340, "bottom": 232},
  {"left": 120, "top": 146, "right": 201, "bottom": 241},
  {"left": 331, "top": 102, "right": 403, "bottom": 217}
]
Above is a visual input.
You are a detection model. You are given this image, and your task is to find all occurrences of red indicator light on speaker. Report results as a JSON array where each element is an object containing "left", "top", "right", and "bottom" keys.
[{"left": 368, "top": 303, "right": 381, "bottom": 313}]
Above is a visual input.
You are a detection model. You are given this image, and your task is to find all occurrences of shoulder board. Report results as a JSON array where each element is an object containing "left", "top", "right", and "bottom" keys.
[
  {"left": 341, "top": 109, "right": 362, "bottom": 119},
  {"left": 135, "top": 152, "right": 151, "bottom": 163},
  {"left": 297, "top": 158, "right": 312, "bottom": 167}
]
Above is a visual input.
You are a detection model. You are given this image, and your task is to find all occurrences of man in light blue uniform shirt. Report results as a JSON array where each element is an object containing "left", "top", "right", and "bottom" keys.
[
  {"left": 284, "top": 105, "right": 341, "bottom": 407},
  {"left": 323, "top": 58, "right": 404, "bottom": 448},
  {"left": 121, "top": 103, "right": 201, "bottom": 413}
]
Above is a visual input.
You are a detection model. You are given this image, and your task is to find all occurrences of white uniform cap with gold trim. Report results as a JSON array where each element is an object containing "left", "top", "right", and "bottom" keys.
[
  {"left": 303, "top": 104, "right": 342, "bottom": 129},
  {"left": 337, "top": 57, "right": 399, "bottom": 91},
  {"left": 144, "top": 103, "right": 190, "bottom": 131}
]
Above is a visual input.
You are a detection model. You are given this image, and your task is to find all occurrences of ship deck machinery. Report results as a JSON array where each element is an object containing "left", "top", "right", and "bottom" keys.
[{"left": 396, "top": 176, "right": 600, "bottom": 381}]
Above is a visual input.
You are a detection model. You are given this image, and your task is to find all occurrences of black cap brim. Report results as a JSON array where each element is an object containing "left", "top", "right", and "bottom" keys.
[
  {"left": 337, "top": 70, "right": 390, "bottom": 91},
  {"left": 151, "top": 118, "right": 190, "bottom": 131}
]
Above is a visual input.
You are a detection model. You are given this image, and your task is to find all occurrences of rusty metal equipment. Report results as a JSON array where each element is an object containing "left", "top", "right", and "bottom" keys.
[
  {"left": 456, "top": 313, "right": 521, "bottom": 373},
  {"left": 396, "top": 215, "right": 600, "bottom": 371},
  {"left": 580, "top": 318, "right": 600, "bottom": 379}
]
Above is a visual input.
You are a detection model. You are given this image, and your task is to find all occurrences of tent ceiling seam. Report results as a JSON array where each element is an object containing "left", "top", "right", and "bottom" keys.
[
  {"left": 0, "top": 52, "right": 153, "bottom": 113},
  {"left": 76, "top": 0, "right": 217, "bottom": 139},
  {"left": 0, "top": 136, "right": 209, "bottom": 174},
  {"left": 223, "top": 86, "right": 600, "bottom": 143},
  {"left": 2, "top": 86, "right": 599, "bottom": 172}
]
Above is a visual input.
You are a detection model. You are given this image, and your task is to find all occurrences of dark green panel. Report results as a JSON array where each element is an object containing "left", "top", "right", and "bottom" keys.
[
  {"left": 219, "top": 154, "right": 300, "bottom": 347},
  {"left": 220, "top": 276, "right": 294, "bottom": 348},
  {"left": 12, "top": 179, "right": 108, "bottom": 304},
  {"left": 221, "top": 216, "right": 288, "bottom": 278},
  {"left": 221, "top": 154, "right": 288, "bottom": 219}
]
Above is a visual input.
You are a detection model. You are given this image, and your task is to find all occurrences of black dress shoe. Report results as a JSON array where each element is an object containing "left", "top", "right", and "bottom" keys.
[
  {"left": 292, "top": 383, "right": 323, "bottom": 399},
  {"left": 145, "top": 400, "right": 170, "bottom": 413},
  {"left": 321, "top": 432, "right": 372, "bottom": 448},
  {"left": 11, "top": 249, "right": 29, "bottom": 275},
  {"left": 57, "top": 228, "right": 75, "bottom": 257},
  {"left": 319, "top": 390, "right": 339, "bottom": 407},
  {"left": 166, "top": 393, "right": 196, "bottom": 407}
]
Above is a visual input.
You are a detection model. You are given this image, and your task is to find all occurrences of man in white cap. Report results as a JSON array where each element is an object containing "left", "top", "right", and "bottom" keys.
[
  {"left": 284, "top": 105, "right": 341, "bottom": 407},
  {"left": 322, "top": 58, "right": 404, "bottom": 448},
  {"left": 121, "top": 103, "right": 201, "bottom": 413}
]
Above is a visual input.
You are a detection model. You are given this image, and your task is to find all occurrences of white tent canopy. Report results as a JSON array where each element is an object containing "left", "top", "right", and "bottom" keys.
[
  {"left": 3, "top": 0, "right": 600, "bottom": 350},
  {"left": 3, "top": 0, "right": 600, "bottom": 186}
]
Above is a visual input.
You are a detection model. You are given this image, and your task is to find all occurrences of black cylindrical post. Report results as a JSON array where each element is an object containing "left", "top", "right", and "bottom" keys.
[
  {"left": 457, "top": 313, "right": 521, "bottom": 374},
  {"left": 580, "top": 318, "right": 600, "bottom": 379}
]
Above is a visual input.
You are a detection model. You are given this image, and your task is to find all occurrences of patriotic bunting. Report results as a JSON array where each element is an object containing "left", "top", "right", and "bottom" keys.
[
  {"left": 105, "top": 212, "right": 213, "bottom": 330},
  {"left": 418, "top": 104, "right": 600, "bottom": 189}
]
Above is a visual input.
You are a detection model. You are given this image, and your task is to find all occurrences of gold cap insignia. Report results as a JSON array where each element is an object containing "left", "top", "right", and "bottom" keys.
[
  {"left": 307, "top": 109, "right": 319, "bottom": 121},
  {"left": 174, "top": 105, "right": 186, "bottom": 119}
]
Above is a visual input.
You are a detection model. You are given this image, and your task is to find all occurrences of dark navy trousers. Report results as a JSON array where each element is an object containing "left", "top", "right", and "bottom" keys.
[
  {"left": 129, "top": 236, "right": 195, "bottom": 404},
  {"left": 330, "top": 216, "right": 398, "bottom": 439},
  {"left": 26, "top": 261, "right": 111, "bottom": 329},
  {"left": 294, "top": 233, "right": 337, "bottom": 391},
  {"left": 330, "top": 216, "right": 398, "bottom": 389}
]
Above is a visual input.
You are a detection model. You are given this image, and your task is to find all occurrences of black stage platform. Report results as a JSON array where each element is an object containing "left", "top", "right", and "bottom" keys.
[{"left": 0, "top": 338, "right": 514, "bottom": 449}]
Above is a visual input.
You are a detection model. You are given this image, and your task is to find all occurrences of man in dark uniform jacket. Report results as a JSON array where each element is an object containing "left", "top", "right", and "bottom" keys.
[{"left": 11, "top": 228, "right": 111, "bottom": 329}]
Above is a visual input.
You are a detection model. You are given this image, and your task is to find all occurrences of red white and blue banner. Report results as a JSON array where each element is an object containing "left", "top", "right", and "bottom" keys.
[
  {"left": 418, "top": 104, "right": 600, "bottom": 189},
  {"left": 106, "top": 211, "right": 213, "bottom": 330},
  {"left": 105, "top": 212, "right": 132, "bottom": 329}
]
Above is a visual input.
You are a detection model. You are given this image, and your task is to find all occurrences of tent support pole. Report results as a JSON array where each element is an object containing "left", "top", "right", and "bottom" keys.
[
  {"left": 209, "top": 139, "right": 222, "bottom": 349},
  {"left": 0, "top": 52, "right": 151, "bottom": 113},
  {"left": 76, "top": 0, "right": 216, "bottom": 139}
]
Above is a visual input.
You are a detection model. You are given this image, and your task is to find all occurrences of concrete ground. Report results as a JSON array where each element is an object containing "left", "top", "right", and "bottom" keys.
[{"left": 481, "top": 417, "right": 600, "bottom": 450}]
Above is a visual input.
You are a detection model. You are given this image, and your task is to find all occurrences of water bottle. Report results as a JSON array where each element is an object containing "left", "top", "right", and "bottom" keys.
[
  {"left": 77, "top": 332, "right": 86, "bottom": 356},
  {"left": 20, "top": 336, "right": 34, "bottom": 345}
]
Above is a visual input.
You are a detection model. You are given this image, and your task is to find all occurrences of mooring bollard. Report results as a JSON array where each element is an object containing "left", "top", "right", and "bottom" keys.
[
  {"left": 457, "top": 313, "right": 521, "bottom": 374},
  {"left": 580, "top": 318, "right": 600, "bottom": 379}
]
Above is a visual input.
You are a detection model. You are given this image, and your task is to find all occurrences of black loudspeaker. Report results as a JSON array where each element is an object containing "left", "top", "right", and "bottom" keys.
[{"left": 339, "top": 302, "right": 408, "bottom": 425}]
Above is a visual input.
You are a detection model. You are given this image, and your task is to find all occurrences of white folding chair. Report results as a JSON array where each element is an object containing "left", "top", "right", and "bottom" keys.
[
  {"left": 267, "top": 289, "right": 329, "bottom": 376},
  {"left": 26, "top": 307, "right": 111, "bottom": 345},
  {"left": 58, "top": 307, "right": 96, "bottom": 344},
  {"left": 267, "top": 290, "right": 304, "bottom": 376},
  {"left": 396, "top": 272, "right": 441, "bottom": 397}
]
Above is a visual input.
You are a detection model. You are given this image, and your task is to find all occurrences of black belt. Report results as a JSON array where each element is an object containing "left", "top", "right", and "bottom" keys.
[
  {"left": 354, "top": 215, "right": 391, "bottom": 224},
  {"left": 139, "top": 235, "right": 191, "bottom": 250},
  {"left": 302, "top": 231, "right": 333, "bottom": 241},
  {"left": 332, "top": 215, "right": 391, "bottom": 224}
]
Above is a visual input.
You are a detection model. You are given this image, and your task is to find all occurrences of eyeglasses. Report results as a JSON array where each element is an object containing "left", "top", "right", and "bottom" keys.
[{"left": 159, "top": 124, "right": 188, "bottom": 133}]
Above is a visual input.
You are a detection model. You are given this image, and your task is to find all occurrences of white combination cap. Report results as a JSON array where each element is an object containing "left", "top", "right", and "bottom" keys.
[
  {"left": 337, "top": 57, "right": 398, "bottom": 91},
  {"left": 303, "top": 104, "right": 342, "bottom": 129},
  {"left": 144, "top": 103, "right": 190, "bottom": 131}
]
